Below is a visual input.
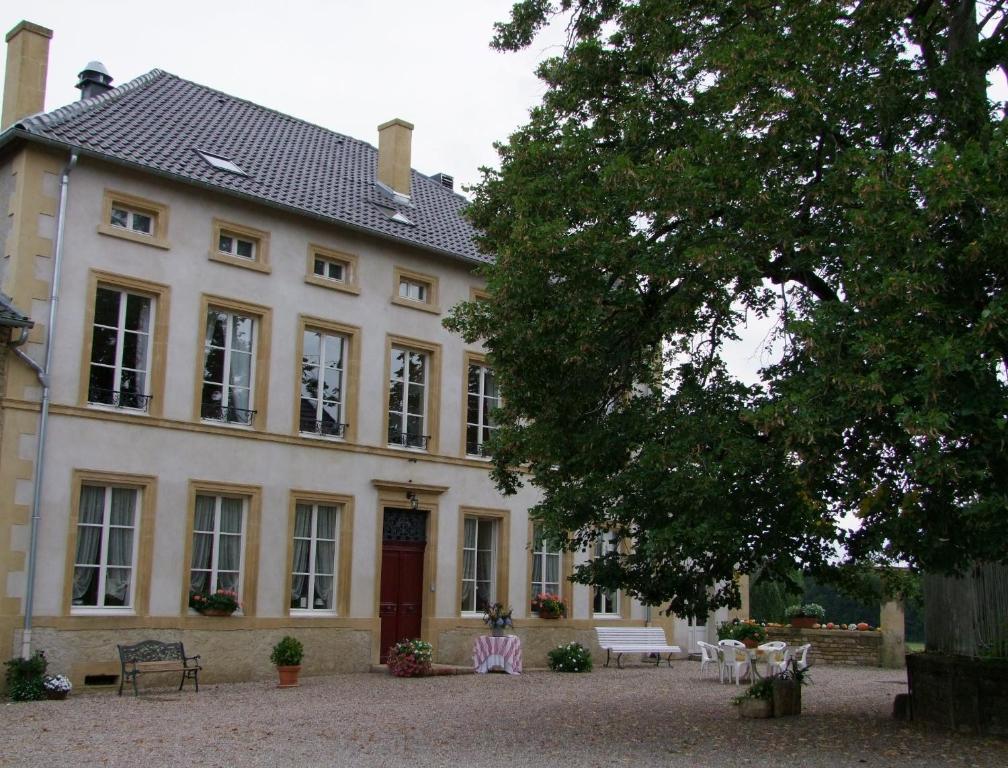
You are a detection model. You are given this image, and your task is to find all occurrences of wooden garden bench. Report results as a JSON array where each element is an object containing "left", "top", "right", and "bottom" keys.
[
  {"left": 595, "top": 626, "right": 682, "bottom": 668},
  {"left": 117, "top": 640, "right": 201, "bottom": 696}
]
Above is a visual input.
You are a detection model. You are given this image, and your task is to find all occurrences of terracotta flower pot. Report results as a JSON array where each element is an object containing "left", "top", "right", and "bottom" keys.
[
  {"left": 276, "top": 665, "right": 301, "bottom": 688},
  {"left": 538, "top": 608, "right": 562, "bottom": 619},
  {"left": 789, "top": 616, "right": 817, "bottom": 629},
  {"left": 199, "top": 608, "right": 235, "bottom": 617},
  {"left": 742, "top": 638, "right": 758, "bottom": 648}
]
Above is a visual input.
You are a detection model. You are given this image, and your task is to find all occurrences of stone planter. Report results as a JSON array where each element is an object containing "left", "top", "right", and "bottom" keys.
[
  {"left": 772, "top": 679, "right": 802, "bottom": 716},
  {"left": 738, "top": 697, "right": 773, "bottom": 718}
]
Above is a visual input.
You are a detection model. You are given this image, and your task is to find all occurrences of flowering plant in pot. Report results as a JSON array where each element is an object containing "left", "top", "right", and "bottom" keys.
[
  {"left": 43, "top": 674, "right": 72, "bottom": 700},
  {"left": 386, "top": 639, "right": 433, "bottom": 677},
  {"left": 189, "top": 588, "right": 240, "bottom": 616},
  {"left": 785, "top": 603, "right": 825, "bottom": 628},
  {"left": 4, "top": 651, "right": 47, "bottom": 702},
  {"left": 482, "top": 603, "right": 514, "bottom": 635},
  {"left": 717, "top": 619, "right": 767, "bottom": 647},
  {"left": 270, "top": 635, "right": 304, "bottom": 688},
  {"left": 532, "top": 592, "right": 566, "bottom": 619}
]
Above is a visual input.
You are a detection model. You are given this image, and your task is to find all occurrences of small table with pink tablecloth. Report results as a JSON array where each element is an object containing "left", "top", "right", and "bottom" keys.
[{"left": 472, "top": 634, "right": 523, "bottom": 675}]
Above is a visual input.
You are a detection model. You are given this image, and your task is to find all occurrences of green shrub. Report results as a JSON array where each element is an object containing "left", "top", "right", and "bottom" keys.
[
  {"left": 270, "top": 636, "right": 304, "bottom": 666},
  {"left": 5, "top": 651, "right": 47, "bottom": 702},
  {"left": 547, "top": 642, "right": 593, "bottom": 673}
]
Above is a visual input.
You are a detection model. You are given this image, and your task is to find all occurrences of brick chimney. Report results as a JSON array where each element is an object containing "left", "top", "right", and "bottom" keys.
[
  {"left": 377, "top": 118, "right": 414, "bottom": 199},
  {"left": 1, "top": 21, "right": 52, "bottom": 130}
]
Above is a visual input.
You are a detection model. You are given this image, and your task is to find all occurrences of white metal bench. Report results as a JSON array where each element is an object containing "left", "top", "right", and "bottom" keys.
[{"left": 595, "top": 627, "right": 682, "bottom": 668}]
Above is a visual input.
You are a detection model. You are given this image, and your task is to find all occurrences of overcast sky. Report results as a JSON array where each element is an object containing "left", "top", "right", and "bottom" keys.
[{"left": 2, "top": 0, "right": 566, "bottom": 194}]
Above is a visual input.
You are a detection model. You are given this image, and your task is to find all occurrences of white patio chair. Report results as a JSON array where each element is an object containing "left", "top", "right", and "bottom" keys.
[
  {"left": 791, "top": 643, "right": 811, "bottom": 672},
  {"left": 696, "top": 641, "right": 722, "bottom": 681},
  {"left": 717, "top": 639, "right": 751, "bottom": 685},
  {"left": 759, "top": 641, "right": 787, "bottom": 677}
]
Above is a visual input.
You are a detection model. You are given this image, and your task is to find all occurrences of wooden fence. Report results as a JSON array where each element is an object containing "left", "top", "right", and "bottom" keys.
[{"left": 923, "top": 562, "right": 1008, "bottom": 657}]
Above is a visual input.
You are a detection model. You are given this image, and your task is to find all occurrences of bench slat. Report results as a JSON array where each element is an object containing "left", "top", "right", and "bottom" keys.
[{"left": 132, "top": 661, "right": 192, "bottom": 673}]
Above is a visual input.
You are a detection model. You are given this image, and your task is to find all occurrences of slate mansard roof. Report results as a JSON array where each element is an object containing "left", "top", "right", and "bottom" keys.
[{"left": 5, "top": 69, "right": 488, "bottom": 265}]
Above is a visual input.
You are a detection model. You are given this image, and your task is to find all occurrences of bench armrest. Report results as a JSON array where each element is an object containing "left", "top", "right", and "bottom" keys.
[{"left": 185, "top": 654, "right": 201, "bottom": 665}]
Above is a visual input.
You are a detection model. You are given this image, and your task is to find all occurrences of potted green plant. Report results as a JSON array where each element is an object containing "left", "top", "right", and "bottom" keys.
[
  {"left": 771, "top": 656, "right": 810, "bottom": 716},
  {"left": 734, "top": 676, "right": 774, "bottom": 718},
  {"left": 785, "top": 603, "right": 825, "bottom": 629},
  {"left": 482, "top": 603, "right": 514, "bottom": 636},
  {"left": 717, "top": 619, "right": 768, "bottom": 647},
  {"left": 189, "top": 588, "right": 241, "bottom": 616},
  {"left": 386, "top": 638, "right": 433, "bottom": 677},
  {"left": 270, "top": 636, "right": 304, "bottom": 688},
  {"left": 532, "top": 592, "right": 566, "bottom": 619}
]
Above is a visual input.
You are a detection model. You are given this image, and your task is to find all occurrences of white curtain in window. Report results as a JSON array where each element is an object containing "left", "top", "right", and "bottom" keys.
[
  {"left": 190, "top": 495, "right": 215, "bottom": 594},
  {"left": 461, "top": 518, "right": 476, "bottom": 611},
  {"left": 544, "top": 550, "right": 560, "bottom": 593},
  {"left": 104, "top": 487, "right": 136, "bottom": 602},
  {"left": 314, "top": 506, "right": 337, "bottom": 608},
  {"left": 291, "top": 504, "right": 311, "bottom": 606},
  {"left": 72, "top": 486, "right": 104, "bottom": 601}
]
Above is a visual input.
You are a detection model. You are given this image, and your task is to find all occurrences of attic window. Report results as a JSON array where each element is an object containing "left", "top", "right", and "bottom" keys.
[{"left": 197, "top": 151, "right": 246, "bottom": 176}]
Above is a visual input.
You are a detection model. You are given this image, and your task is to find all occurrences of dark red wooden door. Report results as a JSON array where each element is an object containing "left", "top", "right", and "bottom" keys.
[{"left": 379, "top": 541, "right": 425, "bottom": 662}]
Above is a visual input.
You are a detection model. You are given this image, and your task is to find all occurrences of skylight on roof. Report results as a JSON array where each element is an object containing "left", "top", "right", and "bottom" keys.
[{"left": 197, "top": 151, "right": 246, "bottom": 176}]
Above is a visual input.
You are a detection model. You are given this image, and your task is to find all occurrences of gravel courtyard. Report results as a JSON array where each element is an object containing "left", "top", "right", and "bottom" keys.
[{"left": 1, "top": 661, "right": 1002, "bottom": 767}]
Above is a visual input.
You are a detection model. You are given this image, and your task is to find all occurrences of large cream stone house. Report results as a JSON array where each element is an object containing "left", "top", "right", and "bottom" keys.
[{"left": 0, "top": 21, "right": 719, "bottom": 687}]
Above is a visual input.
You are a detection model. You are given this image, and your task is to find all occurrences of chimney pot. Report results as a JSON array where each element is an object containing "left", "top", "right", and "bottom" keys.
[
  {"left": 76, "top": 60, "right": 114, "bottom": 100},
  {"left": 2, "top": 20, "right": 53, "bottom": 130},
  {"left": 377, "top": 118, "right": 414, "bottom": 200}
]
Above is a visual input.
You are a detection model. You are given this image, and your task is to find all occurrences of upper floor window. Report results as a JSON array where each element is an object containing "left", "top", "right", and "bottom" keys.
[
  {"left": 98, "top": 189, "right": 170, "bottom": 249},
  {"left": 88, "top": 286, "right": 154, "bottom": 411},
  {"left": 388, "top": 345, "right": 429, "bottom": 449},
  {"left": 305, "top": 245, "right": 360, "bottom": 295},
  {"left": 72, "top": 484, "right": 139, "bottom": 610},
  {"left": 314, "top": 255, "right": 345, "bottom": 282},
  {"left": 219, "top": 232, "right": 255, "bottom": 260},
  {"left": 202, "top": 308, "right": 256, "bottom": 426},
  {"left": 593, "top": 531, "right": 621, "bottom": 616},
  {"left": 300, "top": 328, "right": 348, "bottom": 438},
  {"left": 391, "top": 266, "right": 439, "bottom": 314},
  {"left": 110, "top": 205, "right": 153, "bottom": 236},
  {"left": 466, "top": 363, "right": 499, "bottom": 457},
  {"left": 290, "top": 502, "right": 340, "bottom": 613},
  {"left": 209, "top": 218, "right": 270, "bottom": 273}
]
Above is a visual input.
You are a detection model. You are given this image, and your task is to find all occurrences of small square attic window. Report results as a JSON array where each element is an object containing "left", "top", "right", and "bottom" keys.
[{"left": 197, "top": 151, "right": 247, "bottom": 176}]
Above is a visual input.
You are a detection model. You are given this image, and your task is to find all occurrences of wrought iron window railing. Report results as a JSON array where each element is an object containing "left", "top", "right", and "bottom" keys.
[
  {"left": 387, "top": 428, "right": 430, "bottom": 450},
  {"left": 465, "top": 441, "right": 493, "bottom": 458},
  {"left": 88, "top": 387, "right": 152, "bottom": 411},
  {"left": 300, "top": 418, "right": 349, "bottom": 438},
  {"left": 201, "top": 401, "right": 256, "bottom": 426}
]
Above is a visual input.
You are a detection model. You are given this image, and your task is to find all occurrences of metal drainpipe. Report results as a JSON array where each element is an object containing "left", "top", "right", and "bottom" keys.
[{"left": 19, "top": 149, "right": 77, "bottom": 660}]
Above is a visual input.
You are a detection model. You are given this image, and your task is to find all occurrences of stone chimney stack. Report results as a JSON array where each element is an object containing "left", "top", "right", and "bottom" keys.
[
  {"left": 377, "top": 118, "right": 414, "bottom": 199},
  {"left": 1, "top": 21, "right": 53, "bottom": 130}
]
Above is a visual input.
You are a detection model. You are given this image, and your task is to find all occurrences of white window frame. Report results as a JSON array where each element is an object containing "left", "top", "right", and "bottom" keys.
[
  {"left": 593, "top": 531, "right": 621, "bottom": 617},
  {"left": 109, "top": 205, "right": 153, "bottom": 236},
  {"left": 290, "top": 502, "right": 340, "bottom": 614},
  {"left": 461, "top": 516, "right": 497, "bottom": 615},
  {"left": 189, "top": 494, "right": 247, "bottom": 609},
  {"left": 313, "top": 254, "right": 348, "bottom": 283},
  {"left": 388, "top": 346, "right": 428, "bottom": 449},
  {"left": 218, "top": 231, "right": 257, "bottom": 260},
  {"left": 202, "top": 308, "right": 257, "bottom": 425},
  {"left": 398, "top": 277, "right": 428, "bottom": 302},
  {"left": 530, "top": 524, "right": 562, "bottom": 603},
  {"left": 300, "top": 328, "right": 347, "bottom": 438},
  {"left": 71, "top": 485, "right": 140, "bottom": 613},
  {"left": 88, "top": 286, "right": 155, "bottom": 411},
  {"left": 466, "top": 363, "right": 498, "bottom": 456}
]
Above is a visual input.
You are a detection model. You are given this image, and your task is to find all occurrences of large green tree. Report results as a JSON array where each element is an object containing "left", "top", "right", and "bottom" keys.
[{"left": 446, "top": 0, "right": 1008, "bottom": 618}]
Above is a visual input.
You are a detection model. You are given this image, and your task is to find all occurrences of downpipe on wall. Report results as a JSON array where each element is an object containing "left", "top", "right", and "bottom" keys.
[{"left": 18, "top": 149, "right": 77, "bottom": 659}]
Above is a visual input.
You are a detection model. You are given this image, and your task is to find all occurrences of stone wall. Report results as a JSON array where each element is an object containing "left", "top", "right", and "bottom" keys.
[
  {"left": 767, "top": 626, "right": 882, "bottom": 666},
  {"left": 18, "top": 627, "right": 373, "bottom": 690}
]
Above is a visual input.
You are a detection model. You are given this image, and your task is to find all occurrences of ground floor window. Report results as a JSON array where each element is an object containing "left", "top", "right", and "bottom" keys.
[
  {"left": 461, "top": 517, "right": 497, "bottom": 614},
  {"left": 593, "top": 531, "right": 620, "bottom": 616},
  {"left": 72, "top": 485, "right": 139, "bottom": 609},
  {"left": 190, "top": 494, "right": 245, "bottom": 602},
  {"left": 291, "top": 502, "right": 340, "bottom": 612}
]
